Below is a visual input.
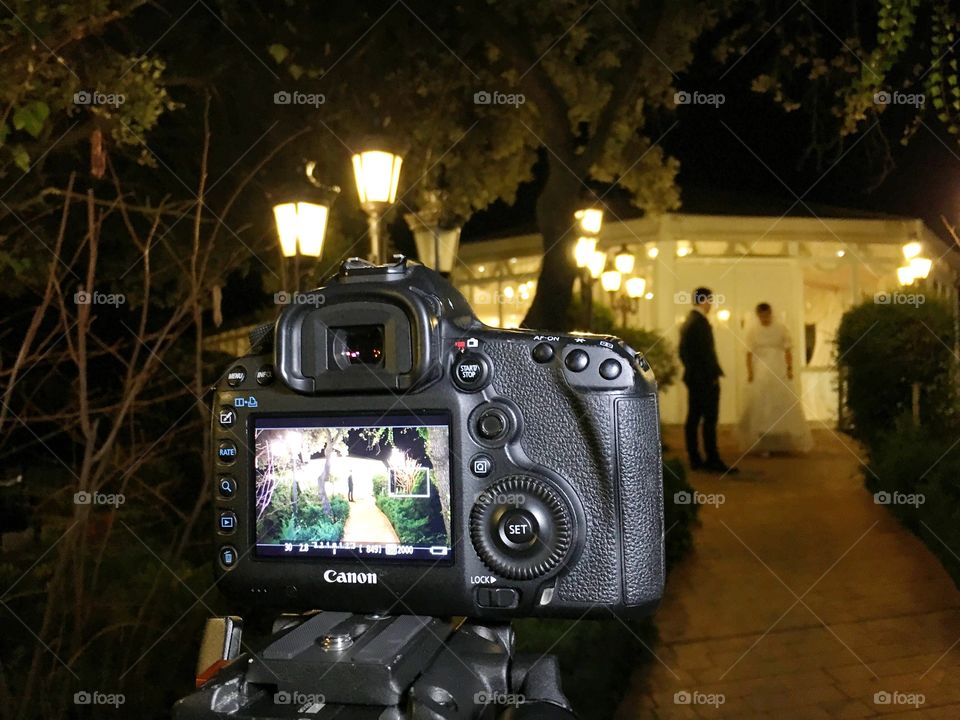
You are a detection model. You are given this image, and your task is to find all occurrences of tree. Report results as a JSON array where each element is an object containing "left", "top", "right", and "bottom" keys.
[
  {"left": 743, "top": 1, "right": 960, "bottom": 183},
  {"left": 257, "top": 0, "right": 730, "bottom": 328}
]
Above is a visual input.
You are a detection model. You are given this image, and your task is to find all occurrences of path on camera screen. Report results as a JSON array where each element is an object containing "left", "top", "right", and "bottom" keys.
[
  {"left": 342, "top": 496, "right": 400, "bottom": 544},
  {"left": 619, "top": 427, "right": 960, "bottom": 718}
]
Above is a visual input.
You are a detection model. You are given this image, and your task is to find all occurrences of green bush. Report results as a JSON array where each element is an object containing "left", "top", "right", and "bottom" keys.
[
  {"left": 376, "top": 487, "right": 447, "bottom": 546},
  {"left": 261, "top": 492, "right": 350, "bottom": 544},
  {"left": 836, "top": 297, "right": 955, "bottom": 444},
  {"left": 867, "top": 421, "right": 960, "bottom": 582},
  {"left": 514, "top": 458, "right": 696, "bottom": 719}
]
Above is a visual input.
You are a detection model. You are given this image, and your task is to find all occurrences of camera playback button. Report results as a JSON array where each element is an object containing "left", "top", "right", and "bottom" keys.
[
  {"left": 452, "top": 352, "right": 491, "bottom": 391},
  {"left": 218, "top": 511, "right": 237, "bottom": 535}
]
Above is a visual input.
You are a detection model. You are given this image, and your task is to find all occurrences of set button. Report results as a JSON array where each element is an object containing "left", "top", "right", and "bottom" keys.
[{"left": 498, "top": 508, "right": 539, "bottom": 550}]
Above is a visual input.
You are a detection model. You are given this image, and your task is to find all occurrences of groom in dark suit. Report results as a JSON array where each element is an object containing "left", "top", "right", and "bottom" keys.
[{"left": 678, "top": 287, "right": 737, "bottom": 473}]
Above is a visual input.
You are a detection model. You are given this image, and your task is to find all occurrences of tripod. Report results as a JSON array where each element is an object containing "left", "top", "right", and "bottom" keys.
[{"left": 173, "top": 612, "right": 577, "bottom": 719}]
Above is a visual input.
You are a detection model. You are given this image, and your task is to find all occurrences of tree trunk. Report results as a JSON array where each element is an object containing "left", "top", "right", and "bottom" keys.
[
  {"left": 425, "top": 430, "right": 451, "bottom": 540},
  {"left": 521, "top": 157, "right": 583, "bottom": 331}
]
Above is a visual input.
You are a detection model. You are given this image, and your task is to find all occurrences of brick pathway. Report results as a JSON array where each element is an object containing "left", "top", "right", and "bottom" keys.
[{"left": 617, "top": 427, "right": 960, "bottom": 719}]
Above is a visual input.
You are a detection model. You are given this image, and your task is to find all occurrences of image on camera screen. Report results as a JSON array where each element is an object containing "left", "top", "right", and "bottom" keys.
[{"left": 253, "top": 413, "right": 452, "bottom": 561}]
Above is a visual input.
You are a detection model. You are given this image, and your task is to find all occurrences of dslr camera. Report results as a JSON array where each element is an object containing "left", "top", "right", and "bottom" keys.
[{"left": 211, "top": 256, "right": 664, "bottom": 619}]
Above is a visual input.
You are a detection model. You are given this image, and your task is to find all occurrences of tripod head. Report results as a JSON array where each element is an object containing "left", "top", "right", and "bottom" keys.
[{"left": 174, "top": 612, "right": 576, "bottom": 719}]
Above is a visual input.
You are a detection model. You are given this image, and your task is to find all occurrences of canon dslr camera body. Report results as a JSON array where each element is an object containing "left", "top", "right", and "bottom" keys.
[{"left": 212, "top": 256, "right": 664, "bottom": 619}]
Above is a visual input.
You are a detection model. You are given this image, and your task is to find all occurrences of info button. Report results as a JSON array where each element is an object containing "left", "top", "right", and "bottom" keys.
[{"left": 452, "top": 352, "right": 490, "bottom": 391}]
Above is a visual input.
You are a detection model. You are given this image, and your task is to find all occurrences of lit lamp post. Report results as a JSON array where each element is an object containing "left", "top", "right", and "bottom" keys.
[
  {"left": 351, "top": 143, "right": 403, "bottom": 264},
  {"left": 897, "top": 240, "right": 933, "bottom": 286},
  {"left": 405, "top": 202, "right": 462, "bottom": 276},
  {"left": 573, "top": 206, "right": 604, "bottom": 329},
  {"left": 606, "top": 273, "right": 647, "bottom": 327},
  {"left": 272, "top": 161, "right": 339, "bottom": 290}
]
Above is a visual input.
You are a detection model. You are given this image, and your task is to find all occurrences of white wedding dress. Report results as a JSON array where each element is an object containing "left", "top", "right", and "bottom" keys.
[{"left": 737, "top": 322, "right": 813, "bottom": 454}]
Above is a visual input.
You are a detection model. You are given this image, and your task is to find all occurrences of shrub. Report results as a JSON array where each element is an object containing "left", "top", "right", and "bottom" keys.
[
  {"left": 836, "top": 297, "right": 955, "bottom": 444},
  {"left": 514, "top": 458, "right": 696, "bottom": 719},
  {"left": 376, "top": 487, "right": 447, "bottom": 546},
  {"left": 261, "top": 492, "right": 350, "bottom": 544},
  {"left": 867, "top": 420, "right": 960, "bottom": 583}
]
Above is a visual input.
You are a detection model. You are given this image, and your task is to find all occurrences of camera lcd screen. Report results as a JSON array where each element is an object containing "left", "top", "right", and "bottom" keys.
[{"left": 252, "top": 413, "right": 452, "bottom": 562}]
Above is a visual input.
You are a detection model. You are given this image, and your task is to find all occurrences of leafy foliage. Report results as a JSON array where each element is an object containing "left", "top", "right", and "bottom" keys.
[
  {"left": 260, "top": 491, "right": 350, "bottom": 545},
  {"left": 836, "top": 297, "right": 955, "bottom": 444},
  {"left": 376, "top": 481, "right": 448, "bottom": 547}
]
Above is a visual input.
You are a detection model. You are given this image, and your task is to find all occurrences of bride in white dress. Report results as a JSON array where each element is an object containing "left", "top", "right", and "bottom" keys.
[{"left": 738, "top": 303, "right": 813, "bottom": 454}]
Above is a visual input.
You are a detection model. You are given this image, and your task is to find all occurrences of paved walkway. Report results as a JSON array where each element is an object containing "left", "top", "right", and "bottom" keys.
[
  {"left": 342, "top": 497, "right": 400, "bottom": 544},
  {"left": 617, "top": 427, "right": 960, "bottom": 719}
]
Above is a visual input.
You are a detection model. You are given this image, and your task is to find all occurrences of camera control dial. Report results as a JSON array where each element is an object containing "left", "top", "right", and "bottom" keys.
[{"left": 470, "top": 475, "right": 573, "bottom": 580}]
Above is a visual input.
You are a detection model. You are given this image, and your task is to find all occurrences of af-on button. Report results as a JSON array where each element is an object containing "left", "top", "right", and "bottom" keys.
[{"left": 452, "top": 352, "right": 491, "bottom": 391}]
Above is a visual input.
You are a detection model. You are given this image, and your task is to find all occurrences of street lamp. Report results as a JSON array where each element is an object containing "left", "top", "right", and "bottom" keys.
[
  {"left": 575, "top": 207, "right": 604, "bottom": 235},
  {"left": 600, "top": 269, "right": 622, "bottom": 293},
  {"left": 898, "top": 240, "right": 933, "bottom": 285},
  {"left": 352, "top": 142, "right": 403, "bottom": 263},
  {"left": 272, "top": 161, "right": 339, "bottom": 289},
  {"left": 613, "top": 245, "right": 635, "bottom": 274},
  {"left": 608, "top": 274, "right": 647, "bottom": 327}
]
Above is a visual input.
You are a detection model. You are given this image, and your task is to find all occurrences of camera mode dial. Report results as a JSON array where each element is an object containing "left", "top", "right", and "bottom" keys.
[{"left": 470, "top": 475, "right": 573, "bottom": 580}]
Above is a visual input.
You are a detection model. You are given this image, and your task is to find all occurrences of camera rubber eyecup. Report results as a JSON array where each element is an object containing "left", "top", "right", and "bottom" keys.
[{"left": 470, "top": 475, "right": 573, "bottom": 580}]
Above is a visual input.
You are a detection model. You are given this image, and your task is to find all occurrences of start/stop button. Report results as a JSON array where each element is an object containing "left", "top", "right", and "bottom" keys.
[{"left": 452, "top": 352, "right": 491, "bottom": 391}]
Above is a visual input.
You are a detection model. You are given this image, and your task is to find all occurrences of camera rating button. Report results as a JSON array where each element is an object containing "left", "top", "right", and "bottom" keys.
[
  {"left": 470, "top": 454, "right": 494, "bottom": 478},
  {"left": 217, "top": 440, "right": 238, "bottom": 465},
  {"left": 452, "top": 352, "right": 491, "bottom": 391}
]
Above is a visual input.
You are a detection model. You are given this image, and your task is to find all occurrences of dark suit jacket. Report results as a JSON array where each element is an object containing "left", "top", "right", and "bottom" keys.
[{"left": 678, "top": 310, "right": 723, "bottom": 385}]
